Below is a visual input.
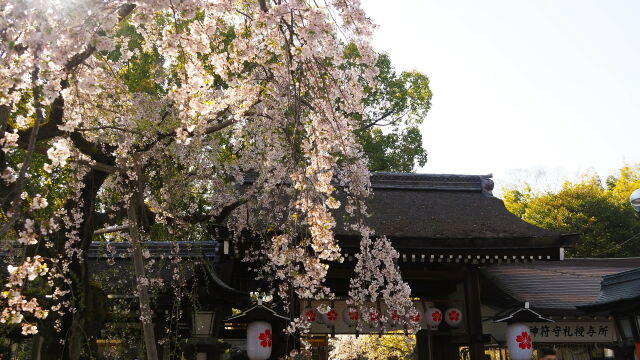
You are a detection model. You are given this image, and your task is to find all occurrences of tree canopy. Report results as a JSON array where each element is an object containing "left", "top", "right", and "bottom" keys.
[
  {"left": 502, "top": 165, "right": 640, "bottom": 257},
  {"left": 0, "top": 1, "right": 422, "bottom": 358},
  {"left": 358, "top": 54, "right": 431, "bottom": 172}
]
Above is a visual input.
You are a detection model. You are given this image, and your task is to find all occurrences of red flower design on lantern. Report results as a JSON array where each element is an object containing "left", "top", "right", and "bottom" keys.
[
  {"left": 369, "top": 312, "right": 381, "bottom": 322},
  {"left": 516, "top": 331, "right": 531, "bottom": 350},
  {"left": 327, "top": 309, "right": 338, "bottom": 321},
  {"left": 391, "top": 310, "right": 401, "bottom": 321},
  {"left": 431, "top": 310, "right": 442, "bottom": 322},
  {"left": 348, "top": 310, "right": 359, "bottom": 320},
  {"left": 259, "top": 329, "right": 272, "bottom": 348},
  {"left": 448, "top": 310, "right": 460, "bottom": 321},
  {"left": 409, "top": 313, "right": 421, "bottom": 322},
  {"left": 305, "top": 310, "right": 316, "bottom": 322}
]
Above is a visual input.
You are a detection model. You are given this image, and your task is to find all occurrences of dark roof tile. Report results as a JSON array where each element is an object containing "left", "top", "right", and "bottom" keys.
[
  {"left": 481, "top": 258, "right": 640, "bottom": 311},
  {"left": 336, "top": 173, "right": 574, "bottom": 247},
  {"left": 582, "top": 267, "right": 640, "bottom": 309}
]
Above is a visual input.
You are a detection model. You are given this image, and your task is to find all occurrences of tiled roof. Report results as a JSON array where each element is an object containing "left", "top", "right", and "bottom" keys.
[
  {"left": 481, "top": 258, "right": 640, "bottom": 311},
  {"left": 245, "top": 172, "right": 574, "bottom": 249},
  {"left": 581, "top": 267, "right": 640, "bottom": 309},
  {"left": 335, "top": 173, "right": 575, "bottom": 249}
]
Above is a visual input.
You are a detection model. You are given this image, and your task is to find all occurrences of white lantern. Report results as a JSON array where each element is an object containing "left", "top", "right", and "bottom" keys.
[
  {"left": 425, "top": 308, "right": 443, "bottom": 328},
  {"left": 387, "top": 309, "right": 402, "bottom": 326},
  {"left": 247, "top": 321, "right": 272, "bottom": 360},
  {"left": 367, "top": 309, "right": 382, "bottom": 327},
  {"left": 506, "top": 323, "right": 533, "bottom": 360},
  {"left": 302, "top": 307, "right": 319, "bottom": 323},
  {"left": 406, "top": 308, "right": 424, "bottom": 327},
  {"left": 322, "top": 308, "right": 338, "bottom": 326},
  {"left": 444, "top": 308, "right": 463, "bottom": 328},
  {"left": 342, "top": 307, "right": 359, "bottom": 326}
]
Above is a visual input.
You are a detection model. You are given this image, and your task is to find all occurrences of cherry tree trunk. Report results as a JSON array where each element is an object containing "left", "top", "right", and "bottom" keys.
[
  {"left": 127, "top": 155, "right": 159, "bottom": 360},
  {"left": 127, "top": 201, "right": 159, "bottom": 360},
  {"left": 34, "top": 169, "right": 108, "bottom": 360}
]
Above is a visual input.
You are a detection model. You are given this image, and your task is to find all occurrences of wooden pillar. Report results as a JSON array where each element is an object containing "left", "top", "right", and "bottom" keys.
[
  {"left": 464, "top": 266, "right": 485, "bottom": 360},
  {"left": 416, "top": 329, "right": 429, "bottom": 360},
  {"left": 271, "top": 320, "right": 289, "bottom": 360}
]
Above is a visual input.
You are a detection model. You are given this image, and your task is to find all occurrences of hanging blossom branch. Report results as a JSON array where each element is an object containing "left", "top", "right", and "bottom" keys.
[{"left": 347, "top": 226, "right": 418, "bottom": 334}]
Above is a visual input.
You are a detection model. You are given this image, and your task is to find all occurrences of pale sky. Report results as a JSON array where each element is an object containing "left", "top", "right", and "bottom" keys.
[{"left": 362, "top": 0, "right": 640, "bottom": 191}]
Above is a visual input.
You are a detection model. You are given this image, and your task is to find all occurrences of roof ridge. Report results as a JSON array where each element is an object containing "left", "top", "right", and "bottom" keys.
[
  {"left": 369, "top": 172, "right": 494, "bottom": 194},
  {"left": 601, "top": 267, "right": 640, "bottom": 284}
]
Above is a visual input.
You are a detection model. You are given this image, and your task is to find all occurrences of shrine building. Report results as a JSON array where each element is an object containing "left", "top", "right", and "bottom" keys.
[{"left": 20, "top": 172, "right": 640, "bottom": 360}]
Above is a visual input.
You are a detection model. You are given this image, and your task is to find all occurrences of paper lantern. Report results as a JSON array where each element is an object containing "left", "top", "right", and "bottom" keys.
[
  {"left": 425, "top": 308, "right": 443, "bottom": 327},
  {"left": 506, "top": 323, "right": 533, "bottom": 360},
  {"left": 322, "top": 308, "right": 339, "bottom": 326},
  {"left": 444, "top": 308, "right": 463, "bottom": 327},
  {"left": 342, "top": 307, "right": 359, "bottom": 326},
  {"left": 388, "top": 309, "right": 403, "bottom": 326},
  {"left": 247, "top": 321, "right": 272, "bottom": 360},
  {"left": 367, "top": 309, "right": 382, "bottom": 326},
  {"left": 406, "top": 308, "right": 424, "bottom": 327},
  {"left": 302, "top": 307, "right": 319, "bottom": 323}
]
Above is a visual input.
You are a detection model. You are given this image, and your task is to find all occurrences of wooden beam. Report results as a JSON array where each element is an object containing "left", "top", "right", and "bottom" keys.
[
  {"left": 93, "top": 224, "right": 129, "bottom": 235},
  {"left": 327, "top": 268, "right": 466, "bottom": 281}
]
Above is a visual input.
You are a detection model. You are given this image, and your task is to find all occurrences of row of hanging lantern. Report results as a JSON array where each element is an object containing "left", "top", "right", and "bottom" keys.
[
  {"left": 302, "top": 305, "right": 464, "bottom": 329},
  {"left": 239, "top": 302, "right": 539, "bottom": 360}
]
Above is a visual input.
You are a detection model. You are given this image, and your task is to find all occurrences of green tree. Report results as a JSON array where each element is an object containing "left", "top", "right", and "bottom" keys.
[
  {"left": 358, "top": 54, "right": 432, "bottom": 172},
  {"left": 502, "top": 165, "right": 640, "bottom": 257}
]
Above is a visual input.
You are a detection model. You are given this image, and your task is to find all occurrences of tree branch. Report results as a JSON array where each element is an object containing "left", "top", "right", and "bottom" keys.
[
  {"left": 204, "top": 119, "right": 234, "bottom": 135},
  {"left": 358, "top": 109, "right": 397, "bottom": 131},
  {"left": 72, "top": 158, "right": 122, "bottom": 174},
  {"left": 65, "top": 4, "right": 136, "bottom": 72},
  {"left": 74, "top": 126, "right": 146, "bottom": 136},
  {"left": 258, "top": 0, "right": 268, "bottom": 12},
  {"left": 69, "top": 132, "right": 116, "bottom": 167},
  {"left": 0, "top": 53, "right": 45, "bottom": 235}
]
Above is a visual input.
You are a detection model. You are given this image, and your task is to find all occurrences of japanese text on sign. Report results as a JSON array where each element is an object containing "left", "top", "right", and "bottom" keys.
[{"left": 527, "top": 322, "right": 616, "bottom": 343}]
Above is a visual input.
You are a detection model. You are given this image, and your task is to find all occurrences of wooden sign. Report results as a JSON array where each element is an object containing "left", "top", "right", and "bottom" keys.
[{"left": 526, "top": 321, "right": 617, "bottom": 343}]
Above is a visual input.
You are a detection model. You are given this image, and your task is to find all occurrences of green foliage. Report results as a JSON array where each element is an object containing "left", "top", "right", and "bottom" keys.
[
  {"left": 359, "top": 126, "right": 427, "bottom": 173},
  {"left": 358, "top": 54, "right": 431, "bottom": 172},
  {"left": 502, "top": 165, "right": 640, "bottom": 257},
  {"left": 1, "top": 144, "right": 74, "bottom": 244}
]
